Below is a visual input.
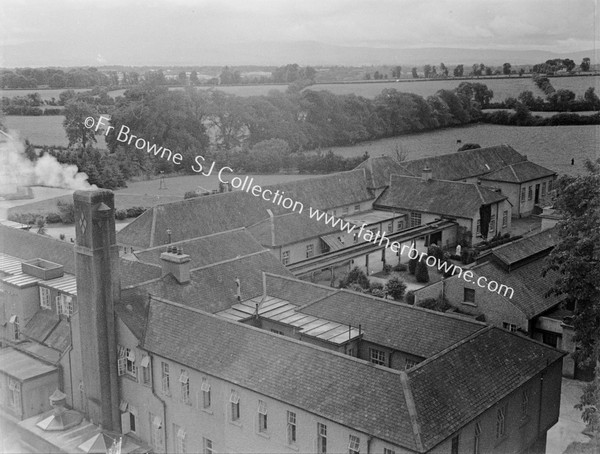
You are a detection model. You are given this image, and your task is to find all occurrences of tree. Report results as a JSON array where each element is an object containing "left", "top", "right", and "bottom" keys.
[
  {"left": 408, "top": 256, "right": 418, "bottom": 274},
  {"left": 584, "top": 87, "right": 600, "bottom": 110},
  {"left": 453, "top": 64, "right": 464, "bottom": 77},
  {"left": 178, "top": 71, "right": 188, "bottom": 85},
  {"left": 392, "top": 66, "right": 402, "bottom": 79},
  {"left": 385, "top": 277, "right": 407, "bottom": 300},
  {"left": 365, "top": 73, "right": 371, "bottom": 80},
  {"left": 415, "top": 259, "right": 430, "bottom": 283},
  {"left": 63, "top": 100, "right": 99, "bottom": 149},
  {"left": 340, "top": 267, "right": 370, "bottom": 289},
  {"left": 544, "top": 160, "right": 600, "bottom": 434},
  {"left": 423, "top": 65, "right": 432, "bottom": 78},
  {"left": 190, "top": 71, "right": 200, "bottom": 85},
  {"left": 439, "top": 63, "right": 448, "bottom": 77},
  {"left": 502, "top": 62, "right": 512, "bottom": 75},
  {"left": 412, "top": 67, "right": 418, "bottom": 79},
  {"left": 581, "top": 57, "right": 591, "bottom": 72}
]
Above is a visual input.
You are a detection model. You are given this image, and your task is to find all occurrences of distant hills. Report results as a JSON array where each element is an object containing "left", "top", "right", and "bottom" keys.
[{"left": 1, "top": 39, "right": 596, "bottom": 68}]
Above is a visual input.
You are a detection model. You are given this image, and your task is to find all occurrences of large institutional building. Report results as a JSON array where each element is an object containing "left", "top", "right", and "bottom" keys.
[{"left": 0, "top": 146, "right": 566, "bottom": 453}]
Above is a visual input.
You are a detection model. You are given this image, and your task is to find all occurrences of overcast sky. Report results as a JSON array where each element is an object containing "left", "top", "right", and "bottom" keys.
[{"left": 1, "top": 0, "right": 598, "bottom": 67}]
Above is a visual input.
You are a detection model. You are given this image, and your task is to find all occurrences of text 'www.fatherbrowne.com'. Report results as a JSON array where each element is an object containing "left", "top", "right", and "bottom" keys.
[{"left": 83, "top": 115, "right": 514, "bottom": 299}]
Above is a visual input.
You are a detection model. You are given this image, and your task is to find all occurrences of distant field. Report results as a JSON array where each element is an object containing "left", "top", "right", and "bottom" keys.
[
  {"left": 312, "top": 75, "right": 599, "bottom": 101},
  {"left": 326, "top": 123, "right": 599, "bottom": 177},
  {"left": 108, "top": 84, "right": 287, "bottom": 98},
  {"left": 3, "top": 115, "right": 107, "bottom": 148},
  {"left": 0, "top": 88, "right": 90, "bottom": 101}
]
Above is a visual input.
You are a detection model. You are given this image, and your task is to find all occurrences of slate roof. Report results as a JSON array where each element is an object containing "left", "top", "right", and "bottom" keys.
[
  {"left": 142, "top": 298, "right": 563, "bottom": 451},
  {"left": 264, "top": 274, "right": 337, "bottom": 306},
  {"left": 470, "top": 259, "right": 562, "bottom": 318},
  {"left": 115, "top": 287, "right": 149, "bottom": 340},
  {"left": 117, "top": 191, "right": 271, "bottom": 249},
  {"left": 143, "top": 298, "right": 419, "bottom": 450},
  {"left": 267, "top": 169, "right": 373, "bottom": 210},
  {"left": 301, "top": 290, "right": 486, "bottom": 358},
  {"left": 248, "top": 213, "right": 339, "bottom": 247},
  {"left": 134, "top": 228, "right": 266, "bottom": 268},
  {"left": 375, "top": 175, "right": 507, "bottom": 219},
  {"left": 117, "top": 169, "right": 374, "bottom": 249},
  {"left": 480, "top": 160, "right": 556, "bottom": 183},
  {"left": 133, "top": 250, "right": 293, "bottom": 314},
  {"left": 355, "top": 155, "right": 411, "bottom": 189},
  {"left": 0, "top": 225, "right": 75, "bottom": 274},
  {"left": 400, "top": 145, "right": 526, "bottom": 181},
  {"left": 119, "top": 259, "right": 162, "bottom": 288},
  {"left": 408, "top": 327, "right": 564, "bottom": 450},
  {"left": 491, "top": 228, "right": 558, "bottom": 268}
]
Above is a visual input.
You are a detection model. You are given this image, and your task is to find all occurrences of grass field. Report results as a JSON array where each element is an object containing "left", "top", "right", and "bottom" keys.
[
  {"left": 312, "top": 75, "right": 599, "bottom": 101},
  {"left": 108, "top": 84, "right": 287, "bottom": 99},
  {"left": 0, "top": 88, "right": 89, "bottom": 101},
  {"left": 3, "top": 115, "right": 107, "bottom": 148}
]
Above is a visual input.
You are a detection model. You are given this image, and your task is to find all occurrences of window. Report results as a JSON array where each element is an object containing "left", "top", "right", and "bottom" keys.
[
  {"left": 387, "top": 221, "right": 393, "bottom": 233},
  {"left": 451, "top": 435, "right": 459, "bottom": 454},
  {"left": 346, "top": 347, "right": 355, "bottom": 357},
  {"left": 117, "top": 346, "right": 127, "bottom": 376},
  {"left": 473, "top": 422, "right": 482, "bottom": 454},
  {"left": 496, "top": 405, "right": 507, "bottom": 438},
  {"left": 258, "top": 400, "right": 268, "bottom": 432},
  {"left": 502, "top": 210, "right": 508, "bottom": 228},
  {"left": 353, "top": 233, "right": 358, "bottom": 244},
  {"left": 39, "top": 287, "right": 51, "bottom": 310},
  {"left": 230, "top": 390, "right": 240, "bottom": 421},
  {"left": 489, "top": 214, "right": 495, "bottom": 234},
  {"left": 287, "top": 411, "right": 297, "bottom": 445},
  {"left": 521, "top": 187, "right": 526, "bottom": 203},
  {"left": 306, "top": 244, "right": 314, "bottom": 258},
  {"left": 120, "top": 403, "right": 137, "bottom": 434},
  {"left": 397, "top": 220, "right": 404, "bottom": 231},
  {"left": 548, "top": 179, "right": 553, "bottom": 191},
  {"left": 410, "top": 212, "right": 421, "bottom": 227},
  {"left": 282, "top": 250, "right": 290, "bottom": 265},
  {"left": 521, "top": 388, "right": 530, "bottom": 420},
  {"left": 541, "top": 182, "right": 546, "bottom": 196},
  {"left": 476, "top": 219, "right": 481, "bottom": 235},
  {"left": 201, "top": 378, "right": 211, "bottom": 409},
  {"left": 141, "top": 355, "right": 151, "bottom": 385},
  {"left": 464, "top": 288, "right": 475, "bottom": 303},
  {"left": 405, "top": 358, "right": 419, "bottom": 370},
  {"left": 503, "top": 322, "right": 517, "bottom": 333},
  {"left": 354, "top": 204, "right": 360, "bottom": 212},
  {"left": 343, "top": 207, "right": 349, "bottom": 215},
  {"left": 317, "top": 423, "right": 327, "bottom": 454},
  {"left": 161, "top": 362, "right": 170, "bottom": 395},
  {"left": 126, "top": 348, "right": 137, "bottom": 379},
  {"left": 349, "top": 435, "right": 360, "bottom": 454},
  {"left": 384, "top": 449, "right": 396, "bottom": 454},
  {"left": 56, "top": 294, "right": 73, "bottom": 317},
  {"left": 369, "top": 348, "right": 386, "bottom": 366},
  {"left": 271, "top": 329, "right": 284, "bottom": 335},
  {"left": 174, "top": 425, "right": 186, "bottom": 454},
  {"left": 203, "top": 438, "right": 213, "bottom": 454},
  {"left": 179, "top": 369, "right": 191, "bottom": 405},
  {"left": 8, "top": 378, "right": 20, "bottom": 409},
  {"left": 528, "top": 185, "right": 533, "bottom": 201},
  {"left": 150, "top": 414, "right": 163, "bottom": 450}
]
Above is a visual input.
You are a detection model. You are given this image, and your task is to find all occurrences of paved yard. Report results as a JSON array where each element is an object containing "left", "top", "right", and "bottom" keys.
[{"left": 547, "top": 378, "right": 593, "bottom": 454}]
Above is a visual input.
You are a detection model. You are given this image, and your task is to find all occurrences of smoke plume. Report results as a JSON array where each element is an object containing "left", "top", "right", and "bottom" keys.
[{"left": 0, "top": 130, "right": 96, "bottom": 194}]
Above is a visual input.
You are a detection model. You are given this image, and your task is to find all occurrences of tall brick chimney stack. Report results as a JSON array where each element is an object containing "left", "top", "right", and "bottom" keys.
[{"left": 73, "top": 189, "right": 120, "bottom": 431}]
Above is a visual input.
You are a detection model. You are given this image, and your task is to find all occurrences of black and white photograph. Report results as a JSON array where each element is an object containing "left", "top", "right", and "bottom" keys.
[{"left": 0, "top": 1, "right": 598, "bottom": 453}]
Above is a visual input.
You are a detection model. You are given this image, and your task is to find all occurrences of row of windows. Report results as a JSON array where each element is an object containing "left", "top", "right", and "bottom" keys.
[
  {"left": 368, "top": 348, "right": 419, "bottom": 370},
  {"left": 156, "top": 362, "right": 384, "bottom": 453},
  {"left": 520, "top": 181, "right": 553, "bottom": 203},
  {"left": 328, "top": 204, "right": 362, "bottom": 217},
  {"left": 39, "top": 287, "right": 74, "bottom": 317},
  {"left": 117, "top": 346, "right": 151, "bottom": 385}
]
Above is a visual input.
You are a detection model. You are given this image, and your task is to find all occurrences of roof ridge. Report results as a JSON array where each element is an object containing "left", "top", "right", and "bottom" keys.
[
  {"left": 139, "top": 227, "right": 248, "bottom": 252},
  {"left": 149, "top": 206, "right": 157, "bottom": 248},
  {"left": 408, "top": 326, "right": 492, "bottom": 372},
  {"left": 509, "top": 164, "right": 519, "bottom": 181},
  {"left": 399, "top": 371, "right": 424, "bottom": 452},
  {"left": 190, "top": 249, "right": 268, "bottom": 271}
]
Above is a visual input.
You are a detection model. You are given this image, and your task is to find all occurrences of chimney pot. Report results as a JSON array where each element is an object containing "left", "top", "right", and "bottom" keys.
[{"left": 160, "top": 251, "right": 191, "bottom": 284}]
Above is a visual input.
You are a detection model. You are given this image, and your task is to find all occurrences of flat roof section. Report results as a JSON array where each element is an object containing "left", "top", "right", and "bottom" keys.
[{"left": 0, "top": 347, "right": 57, "bottom": 381}]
